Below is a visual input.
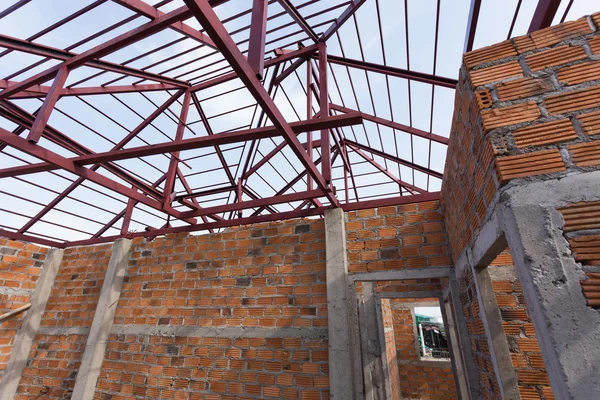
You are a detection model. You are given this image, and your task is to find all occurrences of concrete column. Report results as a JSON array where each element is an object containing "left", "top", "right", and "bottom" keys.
[
  {"left": 503, "top": 203, "right": 600, "bottom": 400},
  {"left": 359, "top": 282, "right": 386, "bottom": 400},
  {"left": 72, "top": 239, "right": 132, "bottom": 400},
  {"left": 0, "top": 248, "right": 64, "bottom": 399},
  {"left": 325, "top": 208, "right": 359, "bottom": 400}
]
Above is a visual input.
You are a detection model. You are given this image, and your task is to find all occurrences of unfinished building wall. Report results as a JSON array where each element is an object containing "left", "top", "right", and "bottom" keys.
[
  {"left": 0, "top": 239, "right": 48, "bottom": 381},
  {"left": 442, "top": 11, "right": 600, "bottom": 400}
]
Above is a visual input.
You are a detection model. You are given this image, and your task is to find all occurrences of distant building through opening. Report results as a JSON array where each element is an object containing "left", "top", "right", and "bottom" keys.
[{"left": 415, "top": 306, "right": 450, "bottom": 361}]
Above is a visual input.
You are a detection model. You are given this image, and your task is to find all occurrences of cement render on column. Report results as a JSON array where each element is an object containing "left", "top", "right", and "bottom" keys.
[
  {"left": 325, "top": 208, "right": 358, "bottom": 400},
  {"left": 360, "top": 282, "right": 386, "bottom": 400},
  {"left": 0, "top": 247, "right": 64, "bottom": 400},
  {"left": 71, "top": 238, "right": 132, "bottom": 400}
]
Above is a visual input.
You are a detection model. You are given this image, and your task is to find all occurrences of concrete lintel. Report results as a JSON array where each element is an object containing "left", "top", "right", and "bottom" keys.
[
  {"left": 72, "top": 238, "right": 132, "bottom": 400},
  {"left": 377, "top": 291, "right": 442, "bottom": 300},
  {"left": 37, "top": 326, "right": 91, "bottom": 336},
  {"left": 325, "top": 208, "right": 359, "bottom": 400},
  {"left": 350, "top": 267, "right": 451, "bottom": 282},
  {"left": 110, "top": 325, "right": 329, "bottom": 338},
  {"left": 0, "top": 287, "right": 35, "bottom": 297},
  {"left": 0, "top": 248, "right": 64, "bottom": 399}
]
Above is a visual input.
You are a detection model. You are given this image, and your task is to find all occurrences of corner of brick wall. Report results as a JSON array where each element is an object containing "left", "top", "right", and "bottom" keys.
[{"left": 442, "top": 12, "right": 600, "bottom": 263}]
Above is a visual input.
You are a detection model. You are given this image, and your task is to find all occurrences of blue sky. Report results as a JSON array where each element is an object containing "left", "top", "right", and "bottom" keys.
[{"left": 0, "top": 0, "right": 597, "bottom": 242}]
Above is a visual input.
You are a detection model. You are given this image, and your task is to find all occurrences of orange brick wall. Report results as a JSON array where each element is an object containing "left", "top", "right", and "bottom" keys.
[
  {"left": 442, "top": 12, "right": 600, "bottom": 262},
  {"left": 346, "top": 201, "right": 451, "bottom": 273},
  {"left": 95, "top": 335, "right": 329, "bottom": 399},
  {"left": 390, "top": 302, "right": 457, "bottom": 399},
  {"left": 0, "top": 238, "right": 48, "bottom": 381},
  {"left": 490, "top": 250, "right": 553, "bottom": 399},
  {"left": 15, "top": 243, "right": 111, "bottom": 398}
]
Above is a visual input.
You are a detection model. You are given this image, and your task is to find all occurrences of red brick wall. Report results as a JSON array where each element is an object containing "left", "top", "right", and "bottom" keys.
[
  {"left": 346, "top": 202, "right": 451, "bottom": 273},
  {"left": 442, "top": 12, "right": 600, "bottom": 262},
  {"left": 15, "top": 243, "right": 112, "bottom": 398},
  {"left": 96, "top": 335, "right": 329, "bottom": 399},
  {"left": 390, "top": 301, "right": 457, "bottom": 399},
  {"left": 490, "top": 251, "right": 553, "bottom": 399},
  {"left": 0, "top": 238, "right": 48, "bottom": 381},
  {"left": 97, "top": 218, "right": 330, "bottom": 399}
]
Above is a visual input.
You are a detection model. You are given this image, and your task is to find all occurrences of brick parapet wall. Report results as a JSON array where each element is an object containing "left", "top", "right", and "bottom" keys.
[
  {"left": 0, "top": 238, "right": 48, "bottom": 382},
  {"left": 442, "top": 13, "right": 600, "bottom": 262}
]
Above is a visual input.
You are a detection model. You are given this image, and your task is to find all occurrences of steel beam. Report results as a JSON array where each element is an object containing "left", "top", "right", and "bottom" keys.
[
  {"left": 343, "top": 139, "right": 443, "bottom": 180},
  {"left": 276, "top": 0, "right": 319, "bottom": 42},
  {"left": 26, "top": 66, "right": 69, "bottom": 143},
  {"left": 320, "top": 0, "right": 368, "bottom": 42},
  {"left": 0, "top": 81, "right": 181, "bottom": 99},
  {"left": 318, "top": 43, "right": 331, "bottom": 185},
  {"left": 528, "top": 0, "right": 561, "bottom": 33},
  {"left": 464, "top": 0, "right": 482, "bottom": 52},
  {"left": 0, "top": 34, "right": 187, "bottom": 89},
  {"left": 184, "top": 0, "right": 339, "bottom": 205},
  {"left": 0, "top": 6, "right": 191, "bottom": 100},
  {"left": 0, "top": 113, "right": 362, "bottom": 178},
  {"left": 274, "top": 57, "right": 309, "bottom": 85},
  {"left": 248, "top": 0, "right": 269, "bottom": 79},
  {"left": 330, "top": 103, "right": 449, "bottom": 145},
  {"left": 190, "top": 43, "right": 319, "bottom": 92},
  {"left": 325, "top": 54, "right": 458, "bottom": 89},
  {"left": 112, "top": 0, "right": 216, "bottom": 48},
  {"left": 163, "top": 90, "right": 192, "bottom": 209},
  {"left": 0, "top": 127, "right": 195, "bottom": 224},
  {"left": 347, "top": 144, "right": 424, "bottom": 194}
]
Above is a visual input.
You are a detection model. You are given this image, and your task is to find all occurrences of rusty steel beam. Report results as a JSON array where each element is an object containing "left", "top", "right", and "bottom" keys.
[
  {"left": 183, "top": 0, "right": 338, "bottom": 206},
  {"left": 330, "top": 103, "right": 449, "bottom": 145},
  {"left": 0, "top": 113, "right": 362, "bottom": 178},
  {"left": 0, "top": 34, "right": 188, "bottom": 89},
  {"left": 0, "top": 6, "right": 192, "bottom": 100},
  {"left": 528, "top": 0, "right": 561, "bottom": 33},
  {"left": 320, "top": 0, "right": 368, "bottom": 42},
  {"left": 325, "top": 54, "right": 458, "bottom": 89},
  {"left": 344, "top": 139, "right": 443, "bottom": 180},
  {"left": 0, "top": 81, "right": 181, "bottom": 99},
  {"left": 276, "top": 0, "right": 318, "bottom": 42},
  {"left": 26, "top": 66, "right": 70, "bottom": 143},
  {"left": 248, "top": 0, "right": 269, "bottom": 79},
  {"left": 0, "top": 127, "right": 195, "bottom": 224}
]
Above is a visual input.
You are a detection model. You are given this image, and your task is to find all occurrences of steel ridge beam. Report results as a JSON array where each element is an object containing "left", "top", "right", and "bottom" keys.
[
  {"left": 325, "top": 54, "right": 458, "bottom": 89},
  {"left": 0, "top": 6, "right": 192, "bottom": 100},
  {"left": 0, "top": 127, "right": 196, "bottom": 225},
  {"left": 112, "top": 0, "right": 216, "bottom": 49},
  {"left": 189, "top": 43, "right": 319, "bottom": 92},
  {"left": 344, "top": 139, "right": 443, "bottom": 180},
  {"left": 0, "top": 34, "right": 188, "bottom": 89},
  {"left": 183, "top": 0, "right": 339, "bottom": 206},
  {"left": 320, "top": 0, "right": 368, "bottom": 42},
  {"left": 0, "top": 113, "right": 362, "bottom": 178},
  {"left": 528, "top": 0, "right": 561, "bottom": 33},
  {"left": 0, "top": 81, "right": 181, "bottom": 99},
  {"left": 330, "top": 103, "right": 449, "bottom": 145}
]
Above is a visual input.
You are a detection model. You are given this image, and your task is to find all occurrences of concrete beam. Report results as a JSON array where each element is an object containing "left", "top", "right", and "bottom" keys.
[
  {"left": 110, "top": 325, "right": 328, "bottom": 338},
  {"left": 325, "top": 208, "right": 359, "bottom": 399},
  {"left": 349, "top": 267, "right": 451, "bottom": 282},
  {"left": 72, "top": 239, "right": 132, "bottom": 400},
  {"left": 0, "top": 248, "right": 64, "bottom": 399}
]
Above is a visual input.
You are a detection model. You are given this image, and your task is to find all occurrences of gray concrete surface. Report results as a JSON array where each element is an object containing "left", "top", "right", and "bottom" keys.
[{"left": 71, "top": 239, "right": 132, "bottom": 400}]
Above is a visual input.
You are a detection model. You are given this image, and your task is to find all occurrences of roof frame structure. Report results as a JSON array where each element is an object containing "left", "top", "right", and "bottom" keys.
[{"left": 0, "top": 0, "right": 571, "bottom": 247}]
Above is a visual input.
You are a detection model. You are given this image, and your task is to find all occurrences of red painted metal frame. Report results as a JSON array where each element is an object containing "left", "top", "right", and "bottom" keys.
[{"left": 0, "top": 0, "right": 558, "bottom": 247}]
